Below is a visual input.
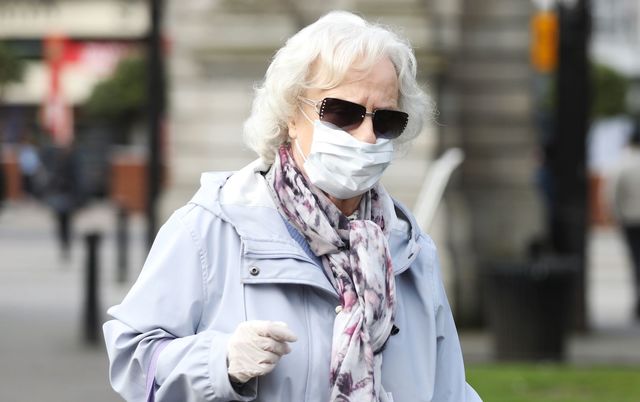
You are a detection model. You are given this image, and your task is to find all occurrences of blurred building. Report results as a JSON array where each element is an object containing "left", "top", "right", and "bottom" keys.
[
  {"left": 162, "top": 0, "right": 446, "bottom": 211},
  {"left": 588, "top": 0, "right": 640, "bottom": 225},
  {"left": 591, "top": 0, "right": 640, "bottom": 77},
  {"left": 0, "top": 0, "right": 147, "bottom": 199},
  {"left": 1, "top": 0, "right": 549, "bottom": 327},
  {"left": 0, "top": 0, "right": 147, "bottom": 116},
  {"left": 590, "top": 0, "right": 640, "bottom": 116},
  {"left": 164, "top": 0, "right": 542, "bottom": 326},
  {"left": 441, "top": 0, "right": 542, "bottom": 325}
]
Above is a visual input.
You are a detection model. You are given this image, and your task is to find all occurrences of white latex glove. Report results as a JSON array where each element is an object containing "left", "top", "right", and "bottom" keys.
[{"left": 227, "top": 320, "right": 298, "bottom": 384}]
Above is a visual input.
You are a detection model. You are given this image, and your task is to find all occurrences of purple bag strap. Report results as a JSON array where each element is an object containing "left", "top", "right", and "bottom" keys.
[{"left": 146, "top": 339, "right": 171, "bottom": 402}]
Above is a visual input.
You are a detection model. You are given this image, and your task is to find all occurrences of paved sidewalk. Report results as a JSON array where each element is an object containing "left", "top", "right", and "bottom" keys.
[
  {"left": 460, "top": 226, "right": 640, "bottom": 365},
  {"left": 1, "top": 202, "right": 639, "bottom": 401},
  {"left": 0, "top": 201, "right": 146, "bottom": 402}
]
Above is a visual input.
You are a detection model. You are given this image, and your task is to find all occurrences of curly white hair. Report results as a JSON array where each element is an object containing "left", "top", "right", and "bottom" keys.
[{"left": 243, "top": 10, "right": 433, "bottom": 163}]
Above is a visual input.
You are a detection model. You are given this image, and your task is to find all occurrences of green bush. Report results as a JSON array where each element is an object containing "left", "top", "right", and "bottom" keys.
[
  {"left": 84, "top": 56, "right": 146, "bottom": 124},
  {"left": 592, "top": 63, "right": 629, "bottom": 118},
  {"left": 0, "top": 42, "right": 25, "bottom": 99},
  {"left": 539, "top": 63, "right": 629, "bottom": 119}
]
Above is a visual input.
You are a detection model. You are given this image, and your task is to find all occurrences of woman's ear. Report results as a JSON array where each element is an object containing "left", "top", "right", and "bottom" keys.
[{"left": 287, "top": 119, "right": 297, "bottom": 140}]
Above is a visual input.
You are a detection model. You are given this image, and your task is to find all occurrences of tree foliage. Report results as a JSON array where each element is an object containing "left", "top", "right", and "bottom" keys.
[
  {"left": 84, "top": 56, "right": 146, "bottom": 124},
  {"left": 540, "top": 63, "right": 630, "bottom": 120},
  {"left": 592, "top": 63, "right": 629, "bottom": 118},
  {"left": 0, "top": 42, "right": 25, "bottom": 98}
]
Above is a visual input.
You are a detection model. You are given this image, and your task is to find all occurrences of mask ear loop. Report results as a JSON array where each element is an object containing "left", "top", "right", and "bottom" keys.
[
  {"left": 298, "top": 105, "right": 315, "bottom": 125},
  {"left": 293, "top": 136, "right": 308, "bottom": 163},
  {"left": 293, "top": 105, "right": 315, "bottom": 163}
]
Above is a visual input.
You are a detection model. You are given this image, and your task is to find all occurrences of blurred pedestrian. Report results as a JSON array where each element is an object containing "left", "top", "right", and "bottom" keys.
[
  {"left": 104, "top": 11, "right": 481, "bottom": 402},
  {"left": 42, "top": 145, "right": 80, "bottom": 260},
  {"left": 0, "top": 143, "right": 5, "bottom": 211},
  {"left": 17, "top": 136, "right": 42, "bottom": 199},
  {"left": 608, "top": 120, "right": 640, "bottom": 319}
]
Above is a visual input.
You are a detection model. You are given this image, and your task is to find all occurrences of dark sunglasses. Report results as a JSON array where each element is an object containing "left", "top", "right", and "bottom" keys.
[{"left": 300, "top": 97, "right": 409, "bottom": 139}]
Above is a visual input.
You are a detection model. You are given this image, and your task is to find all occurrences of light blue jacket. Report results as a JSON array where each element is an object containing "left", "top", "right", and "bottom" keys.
[{"left": 104, "top": 159, "right": 482, "bottom": 402}]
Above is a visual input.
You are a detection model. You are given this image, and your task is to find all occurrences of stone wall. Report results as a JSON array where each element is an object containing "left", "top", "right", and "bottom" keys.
[
  {"left": 161, "top": 0, "right": 443, "bottom": 216},
  {"left": 162, "top": 0, "right": 543, "bottom": 328},
  {"left": 443, "top": 0, "right": 543, "bottom": 325}
]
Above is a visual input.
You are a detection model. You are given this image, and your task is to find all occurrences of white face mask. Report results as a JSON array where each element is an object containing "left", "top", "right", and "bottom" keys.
[{"left": 294, "top": 119, "right": 394, "bottom": 199}]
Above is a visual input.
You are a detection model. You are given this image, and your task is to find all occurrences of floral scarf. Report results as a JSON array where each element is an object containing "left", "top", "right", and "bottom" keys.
[{"left": 268, "top": 144, "right": 396, "bottom": 402}]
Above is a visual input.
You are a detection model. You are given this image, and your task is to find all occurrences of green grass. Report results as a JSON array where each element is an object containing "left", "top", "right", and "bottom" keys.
[{"left": 466, "top": 364, "right": 640, "bottom": 402}]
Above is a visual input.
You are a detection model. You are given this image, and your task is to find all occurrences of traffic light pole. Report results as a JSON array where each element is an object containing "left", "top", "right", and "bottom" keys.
[
  {"left": 146, "top": 0, "right": 165, "bottom": 250},
  {"left": 550, "top": 0, "right": 591, "bottom": 331}
]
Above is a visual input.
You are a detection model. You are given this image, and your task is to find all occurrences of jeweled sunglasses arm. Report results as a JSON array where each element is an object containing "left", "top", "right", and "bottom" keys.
[{"left": 299, "top": 97, "right": 323, "bottom": 114}]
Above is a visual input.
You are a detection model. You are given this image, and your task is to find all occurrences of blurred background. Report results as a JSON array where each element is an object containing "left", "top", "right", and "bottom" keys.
[{"left": 1, "top": 0, "right": 639, "bottom": 401}]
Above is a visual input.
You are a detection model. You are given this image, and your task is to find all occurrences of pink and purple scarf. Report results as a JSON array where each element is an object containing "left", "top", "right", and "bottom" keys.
[{"left": 268, "top": 144, "right": 396, "bottom": 402}]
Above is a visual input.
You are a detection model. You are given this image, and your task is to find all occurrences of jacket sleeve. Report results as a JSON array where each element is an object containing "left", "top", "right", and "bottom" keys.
[
  {"left": 103, "top": 206, "right": 257, "bottom": 402},
  {"left": 424, "top": 236, "right": 482, "bottom": 402}
]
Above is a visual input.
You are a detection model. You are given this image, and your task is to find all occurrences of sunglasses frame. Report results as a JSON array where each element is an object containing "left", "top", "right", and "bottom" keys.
[{"left": 299, "top": 97, "right": 408, "bottom": 139}]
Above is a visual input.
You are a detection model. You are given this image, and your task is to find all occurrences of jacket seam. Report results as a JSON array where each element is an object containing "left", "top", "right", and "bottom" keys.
[
  {"left": 176, "top": 209, "right": 209, "bottom": 324},
  {"left": 302, "top": 287, "right": 312, "bottom": 402},
  {"left": 242, "top": 278, "right": 339, "bottom": 300},
  {"left": 241, "top": 241, "right": 249, "bottom": 321},
  {"left": 241, "top": 236, "right": 301, "bottom": 247},
  {"left": 424, "top": 236, "right": 441, "bottom": 323}
]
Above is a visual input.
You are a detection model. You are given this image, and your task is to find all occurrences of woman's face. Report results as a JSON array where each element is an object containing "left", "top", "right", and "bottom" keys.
[
  {"left": 287, "top": 56, "right": 399, "bottom": 213},
  {"left": 288, "top": 56, "right": 399, "bottom": 163}
]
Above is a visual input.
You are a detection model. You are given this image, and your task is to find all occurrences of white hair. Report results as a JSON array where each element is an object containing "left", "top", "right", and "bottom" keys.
[{"left": 243, "top": 10, "right": 433, "bottom": 163}]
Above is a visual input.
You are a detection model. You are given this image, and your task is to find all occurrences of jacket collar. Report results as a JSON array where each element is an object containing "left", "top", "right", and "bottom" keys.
[{"left": 188, "top": 159, "right": 421, "bottom": 274}]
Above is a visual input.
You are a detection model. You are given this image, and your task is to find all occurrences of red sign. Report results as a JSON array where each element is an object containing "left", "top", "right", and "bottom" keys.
[{"left": 41, "top": 34, "right": 75, "bottom": 146}]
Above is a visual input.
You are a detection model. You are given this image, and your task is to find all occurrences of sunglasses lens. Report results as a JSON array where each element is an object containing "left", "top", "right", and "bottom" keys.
[
  {"left": 373, "top": 110, "right": 409, "bottom": 139},
  {"left": 316, "top": 97, "right": 409, "bottom": 139},
  {"left": 320, "top": 98, "right": 365, "bottom": 131}
]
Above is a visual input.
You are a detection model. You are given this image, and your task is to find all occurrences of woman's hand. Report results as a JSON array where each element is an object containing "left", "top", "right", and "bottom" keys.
[{"left": 227, "top": 320, "right": 298, "bottom": 384}]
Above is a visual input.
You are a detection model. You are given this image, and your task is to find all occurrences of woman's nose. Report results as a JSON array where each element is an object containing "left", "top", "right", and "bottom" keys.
[{"left": 350, "top": 116, "right": 377, "bottom": 144}]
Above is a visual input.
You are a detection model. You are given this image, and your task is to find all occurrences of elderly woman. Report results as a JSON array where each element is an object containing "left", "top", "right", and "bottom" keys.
[{"left": 104, "top": 11, "right": 481, "bottom": 402}]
